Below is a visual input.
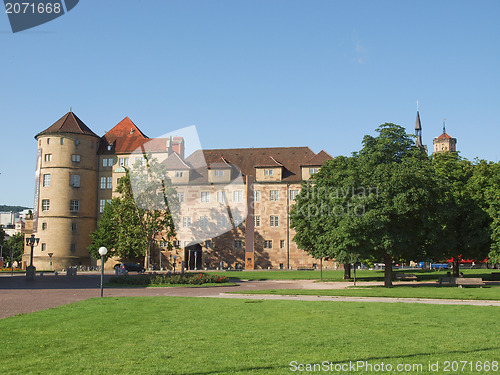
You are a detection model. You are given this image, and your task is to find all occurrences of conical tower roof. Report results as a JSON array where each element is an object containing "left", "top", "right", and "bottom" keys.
[
  {"left": 415, "top": 111, "right": 422, "bottom": 130},
  {"left": 36, "top": 111, "right": 99, "bottom": 138}
]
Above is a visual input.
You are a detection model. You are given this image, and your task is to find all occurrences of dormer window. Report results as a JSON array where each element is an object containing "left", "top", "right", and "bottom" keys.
[
  {"left": 175, "top": 171, "right": 184, "bottom": 178},
  {"left": 107, "top": 144, "right": 112, "bottom": 151},
  {"left": 264, "top": 169, "right": 273, "bottom": 176},
  {"left": 309, "top": 168, "right": 319, "bottom": 175},
  {"left": 215, "top": 170, "right": 224, "bottom": 177}
]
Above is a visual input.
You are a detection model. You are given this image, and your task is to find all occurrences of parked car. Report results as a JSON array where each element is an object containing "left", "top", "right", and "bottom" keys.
[{"left": 114, "top": 262, "right": 145, "bottom": 273}]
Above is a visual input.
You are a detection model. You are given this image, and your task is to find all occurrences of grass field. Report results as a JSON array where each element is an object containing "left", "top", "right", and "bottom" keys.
[
  {"left": 231, "top": 285, "right": 500, "bottom": 300},
  {"left": 1, "top": 297, "right": 499, "bottom": 374},
  {"left": 225, "top": 268, "right": 499, "bottom": 282}
]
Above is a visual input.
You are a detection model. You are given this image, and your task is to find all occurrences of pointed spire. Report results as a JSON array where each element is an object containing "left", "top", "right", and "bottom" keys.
[
  {"left": 443, "top": 118, "right": 446, "bottom": 134},
  {"left": 415, "top": 101, "right": 423, "bottom": 148}
]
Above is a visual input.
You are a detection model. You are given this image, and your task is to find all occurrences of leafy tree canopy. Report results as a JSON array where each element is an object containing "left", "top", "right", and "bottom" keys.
[{"left": 292, "top": 124, "right": 443, "bottom": 286}]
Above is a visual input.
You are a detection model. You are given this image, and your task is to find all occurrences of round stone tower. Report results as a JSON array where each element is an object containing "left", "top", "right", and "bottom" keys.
[{"left": 28, "top": 112, "right": 100, "bottom": 270}]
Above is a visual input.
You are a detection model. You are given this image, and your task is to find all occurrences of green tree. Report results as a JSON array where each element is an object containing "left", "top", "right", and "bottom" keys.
[
  {"left": 468, "top": 160, "right": 500, "bottom": 266},
  {"left": 3, "top": 232, "right": 24, "bottom": 266},
  {"left": 88, "top": 156, "right": 178, "bottom": 265},
  {"left": 0, "top": 225, "right": 5, "bottom": 247},
  {"left": 292, "top": 124, "right": 442, "bottom": 287},
  {"left": 431, "top": 153, "right": 492, "bottom": 276}
]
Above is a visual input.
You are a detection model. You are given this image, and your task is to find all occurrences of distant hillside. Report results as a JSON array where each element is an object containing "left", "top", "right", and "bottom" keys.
[{"left": 0, "top": 205, "right": 31, "bottom": 213}]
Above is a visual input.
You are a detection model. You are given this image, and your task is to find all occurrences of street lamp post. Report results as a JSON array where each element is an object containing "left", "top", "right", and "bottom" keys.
[
  {"left": 98, "top": 247, "right": 108, "bottom": 297},
  {"left": 173, "top": 255, "right": 177, "bottom": 274},
  {"left": 25, "top": 234, "right": 40, "bottom": 281}
]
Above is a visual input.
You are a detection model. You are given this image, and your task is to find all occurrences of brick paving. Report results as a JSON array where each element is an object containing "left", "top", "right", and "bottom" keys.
[{"left": 1, "top": 273, "right": 499, "bottom": 320}]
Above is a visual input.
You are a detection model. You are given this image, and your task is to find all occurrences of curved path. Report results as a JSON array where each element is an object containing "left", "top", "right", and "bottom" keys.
[{"left": 1, "top": 273, "right": 499, "bottom": 320}]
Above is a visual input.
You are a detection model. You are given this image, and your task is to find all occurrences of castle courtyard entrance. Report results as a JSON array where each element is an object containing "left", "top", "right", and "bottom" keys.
[{"left": 184, "top": 244, "right": 203, "bottom": 270}]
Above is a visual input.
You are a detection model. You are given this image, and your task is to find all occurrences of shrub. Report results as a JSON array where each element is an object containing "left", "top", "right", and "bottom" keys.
[{"left": 108, "top": 272, "right": 229, "bottom": 286}]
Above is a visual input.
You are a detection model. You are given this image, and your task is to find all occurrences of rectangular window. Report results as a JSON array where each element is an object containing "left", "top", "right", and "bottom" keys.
[
  {"left": 201, "top": 192, "right": 210, "bottom": 202},
  {"left": 199, "top": 216, "right": 209, "bottom": 228},
  {"left": 254, "top": 215, "right": 261, "bottom": 227},
  {"left": 42, "top": 199, "right": 50, "bottom": 211},
  {"left": 135, "top": 156, "right": 146, "bottom": 166},
  {"left": 44, "top": 154, "right": 52, "bottom": 162},
  {"left": 174, "top": 240, "right": 181, "bottom": 247},
  {"left": 70, "top": 174, "right": 80, "bottom": 187},
  {"left": 270, "top": 190, "right": 279, "bottom": 201},
  {"left": 290, "top": 190, "right": 300, "bottom": 200},
  {"left": 42, "top": 222, "right": 47, "bottom": 230},
  {"left": 217, "top": 191, "right": 227, "bottom": 203},
  {"left": 41, "top": 243, "right": 46, "bottom": 251},
  {"left": 234, "top": 240, "right": 243, "bottom": 249},
  {"left": 177, "top": 192, "right": 185, "bottom": 203},
  {"left": 103, "top": 158, "right": 113, "bottom": 167},
  {"left": 119, "top": 157, "right": 129, "bottom": 166},
  {"left": 175, "top": 171, "right": 183, "bottom": 178},
  {"left": 60, "top": 138, "right": 64, "bottom": 145},
  {"left": 106, "top": 177, "right": 112, "bottom": 189},
  {"left": 254, "top": 190, "right": 260, "bottom": 201},
  {"left": 205, "top": 240, "right": 212, "bottom": 248},
  {"left": 43, "top": 174, "right": 51, "bottom": 187},
  {"left": 264, "top": 169, "right": 273, "bottom": 176},
  {"left": 215, "top": 170, "right": 224, "bottom": 177},
  {"left": 99, "top": 200, "right": 111, "bottom": 213},
  {"left": 72, "top": 222, "right": 77, "bottom": 231},
  {"left": 71, "top": 154, "right": 80, "bottom": 163},
  {"left": 264, "top": 240, "right": 272, "bottom": 249},
  {"left": 70, "top": 243, "right": 76, "bottom": 253},
  {"left": 233, "top": 190, "right": 243, "bottom": 202},
  {"left": 217, "top": 216, "right": 227, "bottom": 228},
  {"left": 182, "top": 217, "right": 192, "bottom": 227},
  {"left": 70, "top": 200, "right": 80, "bottom": 212},
  {"left": 75, "top": 139, "right": 79, "bottom": 146},
  {"left": 100, "top": 177, "right": 107, "bottom": 189},
  {"left": 270, "top": 215, "right": 279, "bottom": 227},
  {"left": 47, "top": 138, "right": 50, "bottom": 144},
  {"left": 280, "top": 240, "right": 285, "bottom": 248},
  {"left": 309, "top": 168, "right": 319, "bottom": 175}
]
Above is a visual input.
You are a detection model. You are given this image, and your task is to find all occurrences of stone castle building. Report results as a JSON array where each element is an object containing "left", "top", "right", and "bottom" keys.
[
  {"left": 24, "top": 112, "right": 333, "bottom": 271},
  {"left": 25, "top": 110, "right": 456, "bottom": 271}
]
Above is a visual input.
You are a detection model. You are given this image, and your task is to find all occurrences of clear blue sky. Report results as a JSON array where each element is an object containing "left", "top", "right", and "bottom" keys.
[{"left": 1, "top": 0, "right": 499, "bottom": 207}]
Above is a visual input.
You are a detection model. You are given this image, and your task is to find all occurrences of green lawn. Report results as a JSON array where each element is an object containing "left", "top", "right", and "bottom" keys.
[
  {"left": 1, "top": 297, "right": 499, "bottom": 374},
  {"left": 231, "top": 285, "right": 500, "bottom": 300},
  {"left": 225, "top": 268, "right": 499, "bottom": 282}
]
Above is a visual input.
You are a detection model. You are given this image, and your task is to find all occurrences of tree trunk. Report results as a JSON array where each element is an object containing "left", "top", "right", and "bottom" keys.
[
  {"left": 453, "top": 258, "right": 460, "bottom": 277},
  {"left": 343, "top": 262, "right": 351, "bottom": 279},
  {"left": 383, "top": 253, "right": 393, "bottom": 287}
]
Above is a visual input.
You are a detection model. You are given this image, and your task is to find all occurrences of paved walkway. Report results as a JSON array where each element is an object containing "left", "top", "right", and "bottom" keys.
[{"left": 1, "top": 273, "right": 498, "bottom": 320}]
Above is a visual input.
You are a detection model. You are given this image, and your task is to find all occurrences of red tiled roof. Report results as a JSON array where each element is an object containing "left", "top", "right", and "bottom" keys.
[
  {"left": 255, "top": 156, "right": 284, "bottom": 168},
  {"left": 301, "top": 150, "right": 333, "bottom": 166},
  {"left": 36, "top": 112, "right": 99, "bottom": 138},
  {"left": 164, "top": 152, "right": 191, "bottom": 170},
  {"left": 436, "top": 132, "right": 454, "bottom": 139},
  {"left": 98, "top": 117, "right": 170, "bottom": 155},
  {"left": 185, "top": 147, "right": 317, "bottom": 183}
]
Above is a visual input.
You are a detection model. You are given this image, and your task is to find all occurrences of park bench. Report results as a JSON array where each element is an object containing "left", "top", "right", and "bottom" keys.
[
  {"left": 455, "top": 278, "right": 484, "bottom": 288},
  {"left": 438, "top": 276, "right": 455, "bottom": 285},
  {"left": 395, "top": 273, "right": 417, "bottom": 281}
]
